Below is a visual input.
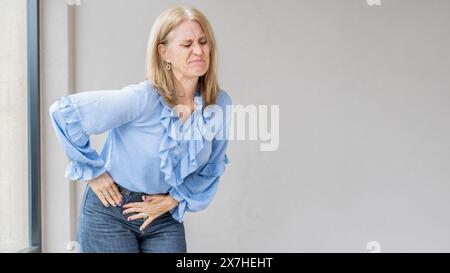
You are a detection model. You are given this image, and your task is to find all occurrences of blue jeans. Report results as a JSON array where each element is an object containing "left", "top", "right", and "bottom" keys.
[{"left": 77, "top": 184, "right": 187, "bottom": 253}]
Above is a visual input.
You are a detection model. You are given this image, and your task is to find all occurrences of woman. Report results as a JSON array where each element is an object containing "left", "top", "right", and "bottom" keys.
[{"left": 49, "top": 6, "right": 231, "bottom": 253}]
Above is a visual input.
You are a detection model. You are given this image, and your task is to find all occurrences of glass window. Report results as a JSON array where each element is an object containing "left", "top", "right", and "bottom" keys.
[{"left": 0, "top": 0, "right": 29, "bottom": 252}]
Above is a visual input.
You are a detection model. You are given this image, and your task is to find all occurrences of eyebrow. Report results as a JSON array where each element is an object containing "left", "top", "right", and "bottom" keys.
[{"left": 180, "top": 36, "right": 207, "bottom": 43}]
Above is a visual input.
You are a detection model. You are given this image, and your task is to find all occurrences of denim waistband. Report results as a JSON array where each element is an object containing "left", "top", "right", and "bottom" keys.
[
  {"left": 115, "top": 183, "right": 169, "bottom": 197},
  {"left": 116, "top": 183, "right": 144, "bottom": 195}
]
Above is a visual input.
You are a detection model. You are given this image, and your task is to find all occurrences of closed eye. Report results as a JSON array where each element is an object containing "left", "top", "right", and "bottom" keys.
[{"left": 182, "top": 40, "right": 207, "bottom": 48}]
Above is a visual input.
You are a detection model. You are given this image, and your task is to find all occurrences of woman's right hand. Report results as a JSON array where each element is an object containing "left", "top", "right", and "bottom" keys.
[{"left": 88, "top": 171, "right": 123, "bottom": 207}]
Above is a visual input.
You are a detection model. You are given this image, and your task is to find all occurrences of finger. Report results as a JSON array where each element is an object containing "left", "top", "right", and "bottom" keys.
[
  {"left": 127, "top": 213, "right": 148, "bottom": 221},
  {"left": 110, "top": 184, "right": 123, "bottom": 204},
  {"left": 94, "top": 190, "right": 110, "bottom": 207},
  {"left": 140, "top": 217, "right": 154, "bottom": 231},
  {"left": 122, "top": 207, "right": 144, "bottom": 216},
  {"left": 102, "top": 190, "right": 117, "bottom": 207},
  {"left": 142, "top": 195, "right": 158, "bottom": 202},
  {"left": 123, "top": 202, "right": 144, "bottom": 209},
  {"left": 107, "top": 186, "right": 121, "bottom": 205}
]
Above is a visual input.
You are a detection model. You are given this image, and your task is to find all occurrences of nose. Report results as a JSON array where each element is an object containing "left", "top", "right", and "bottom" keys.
[{"left": 192, "top": 42, "right": 203, "bottom": 56}]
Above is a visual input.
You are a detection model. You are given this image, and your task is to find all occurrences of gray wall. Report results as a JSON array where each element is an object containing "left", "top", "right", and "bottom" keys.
[
  {"left": 42, "top": 0, "right": 450, "bottom": 252},
  {"left": 42, "top": 0, "right": 75, "bottom": 252}
]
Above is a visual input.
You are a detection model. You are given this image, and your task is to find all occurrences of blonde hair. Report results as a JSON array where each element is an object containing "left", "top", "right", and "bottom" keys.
[{"left": 145, "top": 6, "right": 219, "bottom": 108}]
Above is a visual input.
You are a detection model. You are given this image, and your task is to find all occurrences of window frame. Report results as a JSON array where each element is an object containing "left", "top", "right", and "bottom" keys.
[{"left": 19, "top": 0, "right": 41, "bottom": 253}]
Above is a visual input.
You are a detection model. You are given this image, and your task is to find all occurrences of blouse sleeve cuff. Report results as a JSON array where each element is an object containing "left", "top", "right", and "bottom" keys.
[
  {"left": 169, "top": 201, "right": 188, "bottom": 223},
  {"left": 65, "top": 161, "right": 106, "bottom": 181},
  {"left": 168, "top": 187, "right": 184, "bottom": 202},
  {"left": 168, "top": 187, "right": 187, "bottom": 223}
]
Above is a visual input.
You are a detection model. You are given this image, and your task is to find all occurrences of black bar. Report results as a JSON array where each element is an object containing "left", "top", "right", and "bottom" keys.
[
  {"left": 27, "top": 0, "right": 41, "bottom": 252},
  {"left": 1, "top": 253, "right": 447, "bottom": 271}
]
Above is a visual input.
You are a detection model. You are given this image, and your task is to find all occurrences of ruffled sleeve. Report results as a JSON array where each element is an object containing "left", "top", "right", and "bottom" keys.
[
  {"left": 48, "top": 81, "right": 151, "bottom": 181},
  {"left": 49, "top": 96, "right": 106, "bottom": 181},
  {"left": 165, "top": 90, "right": 233, "bottom": 223},
  {"left": 168, "top": 152, "right": 230, "bottom": 223}
]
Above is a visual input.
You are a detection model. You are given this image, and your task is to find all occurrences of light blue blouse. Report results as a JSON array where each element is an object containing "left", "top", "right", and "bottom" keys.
[{"left": 48, "top": 80, "right": 232, "bottom": 223}]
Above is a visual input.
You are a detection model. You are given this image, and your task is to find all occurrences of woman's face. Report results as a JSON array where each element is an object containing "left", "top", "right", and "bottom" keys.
[{"left": 159, "top": 20, "right": 210, "bottom": 80}]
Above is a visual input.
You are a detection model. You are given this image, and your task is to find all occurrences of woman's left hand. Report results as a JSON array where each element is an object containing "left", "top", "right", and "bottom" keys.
[{"left": 122, "top": 194, "right": 179, "bottom": 231}]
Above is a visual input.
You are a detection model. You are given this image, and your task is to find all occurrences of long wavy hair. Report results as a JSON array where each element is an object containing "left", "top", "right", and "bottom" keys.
[{"left": 145, "top": 6, "right": 220, "bottom": 108}]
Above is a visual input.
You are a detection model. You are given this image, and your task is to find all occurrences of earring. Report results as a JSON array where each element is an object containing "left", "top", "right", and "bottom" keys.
[{"left": 165, "top": 62, "right": 172, "bottom": 71}]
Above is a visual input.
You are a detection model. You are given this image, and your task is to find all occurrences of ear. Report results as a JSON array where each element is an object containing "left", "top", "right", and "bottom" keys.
[{"left": 158, "top": 44, "right": 171, "bottom": 63}]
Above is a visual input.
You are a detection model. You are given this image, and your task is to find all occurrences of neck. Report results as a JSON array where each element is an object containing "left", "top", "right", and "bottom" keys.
[{"left": 172, "top": 73, "right": 198, "bottom": 105}]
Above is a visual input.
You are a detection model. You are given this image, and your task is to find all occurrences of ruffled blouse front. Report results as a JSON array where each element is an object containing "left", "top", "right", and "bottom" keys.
[{"left": 159, "top": 88, "right": 220, "bottom": 188}]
